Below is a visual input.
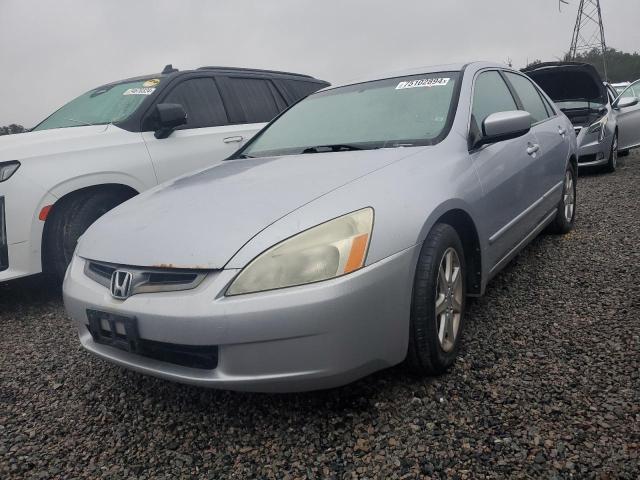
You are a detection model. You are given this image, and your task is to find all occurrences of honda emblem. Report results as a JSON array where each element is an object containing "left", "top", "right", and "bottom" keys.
[{"left": 110, "top": 270, "right": 133, "bottom": 299}]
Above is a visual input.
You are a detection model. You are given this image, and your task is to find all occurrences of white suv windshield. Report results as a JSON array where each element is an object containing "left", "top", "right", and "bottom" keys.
[
  {"left": 33, "top": 79, "right": 160, "bottom": 131},
  {"left": 242, "top": 72, "right": 459, "bottom": 158}
]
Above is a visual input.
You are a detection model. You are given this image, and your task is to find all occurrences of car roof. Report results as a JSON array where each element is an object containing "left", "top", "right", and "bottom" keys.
[
  {"left": 95, "top": 66, "right": 329, "bottom": 90},
  {"left": 327, "top": 61, "right": 506, "bottom": 90}
]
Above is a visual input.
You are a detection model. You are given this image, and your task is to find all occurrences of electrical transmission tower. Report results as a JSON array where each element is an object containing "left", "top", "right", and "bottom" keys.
[{"left": 568, "top": 0, "right": 608, "bottom": 80}]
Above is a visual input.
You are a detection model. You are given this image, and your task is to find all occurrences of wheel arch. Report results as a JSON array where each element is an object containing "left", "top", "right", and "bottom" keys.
[
  {"left": 40, "top": 182, "right": 139, "bottom": 271},
  {"left": 434, "top": 209, "right": 483, "bottom": 296},
  {"left": 417, "top": 202, "right": 484, "bottom": 297}
]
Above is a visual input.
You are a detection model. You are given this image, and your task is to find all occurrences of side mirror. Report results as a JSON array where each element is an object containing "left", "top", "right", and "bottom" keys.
[
  {"left": 614, "top": 96, "right": 639, "bottom": 109},
  {"left": 474, "top": 111, "right": 532, "bottom": 148},
  {"left": 154, "top": 103, "right": 187, "bottom": 139}
]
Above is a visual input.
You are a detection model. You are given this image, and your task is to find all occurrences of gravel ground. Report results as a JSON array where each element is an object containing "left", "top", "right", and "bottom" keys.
[{"left": 1, "top": 152, "right": 639, "bottom": 479}]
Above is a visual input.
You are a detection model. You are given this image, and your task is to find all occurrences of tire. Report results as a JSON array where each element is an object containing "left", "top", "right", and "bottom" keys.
[
  {"left": 406, "top": 223, "right": 466, "bottom": 375},
  {"left": 546, "top": 165, "right": 576, "bottom": 235},
  {"left": 605, "top": 133, "right": 618, "bottom": 173},
  {"left": 44, "top": 189, "right": 132, "bottom": 282}
]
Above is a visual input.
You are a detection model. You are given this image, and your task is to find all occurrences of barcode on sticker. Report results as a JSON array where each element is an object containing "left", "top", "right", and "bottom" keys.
[
  {"left": 123, "top": 88, "right": 156, "bottom": 96},
  {"left": 396, "top": 78, "right": 450, "bottom": 90}
]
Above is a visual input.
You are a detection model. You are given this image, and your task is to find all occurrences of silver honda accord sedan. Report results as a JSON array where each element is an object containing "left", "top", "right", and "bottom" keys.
[{"left": 63, "top": 62, "right": 578, "bottom": 392}]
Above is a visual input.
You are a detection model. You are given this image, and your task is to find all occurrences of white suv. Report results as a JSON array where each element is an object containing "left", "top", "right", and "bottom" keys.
[{"left": 0, "top": 65, "right": 329, "bottom": 281}]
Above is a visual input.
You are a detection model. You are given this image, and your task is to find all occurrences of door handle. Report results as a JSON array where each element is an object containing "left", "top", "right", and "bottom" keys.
[
  {"left": 526, "top": 144, "right": 540, "bottom": 156},
  {"left": 223, "top": 136, "right": 244, "bottom": 143},
  {"left": 558, "top": 127, "right": 566, "bottom": 136}
]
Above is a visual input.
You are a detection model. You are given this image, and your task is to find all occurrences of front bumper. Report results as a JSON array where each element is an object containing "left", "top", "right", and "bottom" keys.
[
  {"left": 63, "top": 247, "right": 418, "bottom": 392},
  {"left": 0, "top": 173, "right": 56, "bottom": 282},
  {"left": 576, "top": 129, "right": 613, "bottom": 167}
]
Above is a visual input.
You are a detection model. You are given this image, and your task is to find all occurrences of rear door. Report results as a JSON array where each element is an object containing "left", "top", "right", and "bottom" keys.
[
  {"left": 142, "top": 76, "right": 241, "bottom": 183},
  {"left": 469, "top": 70, "right": 546, "bottom": 270},
  {"left": 615, "top": 80, "right": 640, "bottom": 150},
  {"left": 503, "top": 71, "right": 567, "bottom": 209},
  {"left": 216, "top": 75, "right": 289, "bottom": 149}
]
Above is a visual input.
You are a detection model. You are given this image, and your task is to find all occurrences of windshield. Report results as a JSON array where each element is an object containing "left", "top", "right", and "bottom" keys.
[
  {"left": 241, "top": 72, "right": 459, "bottom": 158},
  {"left": 33, "top": 78, "right": 160, "bottom": 131}
]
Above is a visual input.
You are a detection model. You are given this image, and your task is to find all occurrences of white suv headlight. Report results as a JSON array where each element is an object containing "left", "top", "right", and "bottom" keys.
[{"left": 227, "top": 208, "right": 374, "bottom": 296}]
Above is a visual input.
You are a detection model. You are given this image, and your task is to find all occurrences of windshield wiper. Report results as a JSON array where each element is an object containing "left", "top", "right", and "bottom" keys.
[{"left": 302, "top": 144, "right": 364, "bottom": 154}]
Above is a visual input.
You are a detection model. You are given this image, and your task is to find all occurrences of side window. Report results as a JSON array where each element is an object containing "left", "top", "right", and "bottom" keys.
[
  {"left": 621, "top": 81, "right": 640, "bottom": 99},
  {"left": 163, "top": 78, "right": 228, "bottom": 129},
  {"left": 504, "top": 72, "right": 550, "bottom": 123},
  {"left": 540, "top": 92, "right": 556, "bottom": 116},
  {"left": 285, "top": 80, "right": 325, "bottom": 102},
  {"left": 472, "top": 71, "right": 518, "bottom": 131},
  {"left": 226, "top": 77, "right": 287, "bottom": 123}
]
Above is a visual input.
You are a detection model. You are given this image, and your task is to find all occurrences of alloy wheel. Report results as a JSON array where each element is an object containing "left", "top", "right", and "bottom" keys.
[
  {"left": 435, "top": 247, "right": 463, "bottom": 352},
  {"left": 563, "top": 170, "right": 575, "bottom": 223}
]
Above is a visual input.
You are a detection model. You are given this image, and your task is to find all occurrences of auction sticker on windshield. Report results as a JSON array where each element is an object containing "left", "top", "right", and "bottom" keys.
[
  {"left": 396, "top": 78, "right": 450, "bottom": 89},
  {"left": 123, "top": 88, "right": 156, "bottom": 96}
]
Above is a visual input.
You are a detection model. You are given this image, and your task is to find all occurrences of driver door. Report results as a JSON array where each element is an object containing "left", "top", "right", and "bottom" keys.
[
  {"left": 142, "top": 76, "right": 253, "bottom": 184},
  {"left": 469, "top": 70, "right": 544, "bottom": 271},
  {"left": 615, "top": 80, "right": 640, "bottom": 151}
]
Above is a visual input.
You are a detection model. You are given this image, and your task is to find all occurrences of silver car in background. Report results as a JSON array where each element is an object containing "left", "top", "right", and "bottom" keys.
[
  {"left": 63, "top": 62, "right": 578, "bottom": 392},
  {"left": 614, "top": 79, "right": 640, "bottom": 154},
  {"left": 523, "top": 62, "right": 639, "bottom": 172}
]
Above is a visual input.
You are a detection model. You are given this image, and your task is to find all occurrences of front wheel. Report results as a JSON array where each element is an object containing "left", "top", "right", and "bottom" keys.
[{"left": 406, "top": 223, "right": 466, "bottom": 375}]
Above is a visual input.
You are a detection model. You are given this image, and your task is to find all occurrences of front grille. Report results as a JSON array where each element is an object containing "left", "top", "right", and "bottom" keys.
[
  {"left": 84, "top": 260, "right": 208, "bottom": 297},
  {"left": 0, "top": 197, "right": 8, "bottom": 272}
]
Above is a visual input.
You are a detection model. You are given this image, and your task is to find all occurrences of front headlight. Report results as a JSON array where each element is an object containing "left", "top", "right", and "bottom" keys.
[
  {"left": 0, "top": 161, "right": 20, "bottom": 182},
  {"left": 227, "top": 208, "right": 374, "bottom": 296},
  {"left": 587, "top": 115, "right": 608, "bottom": 142}
]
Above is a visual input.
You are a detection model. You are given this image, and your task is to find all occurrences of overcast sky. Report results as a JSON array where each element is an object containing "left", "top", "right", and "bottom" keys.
[{"left": 1, "top": 0, "right": 638, "bottom": 127}]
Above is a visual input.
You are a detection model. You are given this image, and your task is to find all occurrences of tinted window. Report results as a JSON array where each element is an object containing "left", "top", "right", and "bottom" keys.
[
  {"left": 285, "top": 80, "right": 326, "bottom": 101},
  {"left": 504, "top": 72, "right": 549, "bottom": 123},
  {"left": 227, "top": 78, "right": 286, "bottom": 123},
  {"left": 163, "top": 78, "right": 228, "bottom": 129},
  {"left": 472, "top": 71, "right": 518, "bottom": 130}
]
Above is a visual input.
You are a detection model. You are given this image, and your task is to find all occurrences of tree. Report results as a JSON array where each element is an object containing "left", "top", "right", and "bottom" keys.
[
  {"left": 564, "top": 48, "right": 640, "bottom": 82},
  {"left": 0, "top": 124, "right": 26, "bottom": 136}
]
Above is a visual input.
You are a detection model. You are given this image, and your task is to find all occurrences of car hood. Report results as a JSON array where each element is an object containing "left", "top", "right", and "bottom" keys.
[
  {"left": 0, "top": 125, "right": 109, "bottom": 162},
  {"left": 522, "top": 62, "right": 607, "bottom": 105},
  {"left": 76, "top": 148, "right": 416, "bottom": 269}
]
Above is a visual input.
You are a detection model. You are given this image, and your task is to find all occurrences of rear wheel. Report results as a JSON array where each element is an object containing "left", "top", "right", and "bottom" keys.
[
  {"left": 407, "top": 223, "right": 466, "bottom": 375},
  {"left": 605, "top": 133, "right": 618, "bottom": 173},
  {"left": 44, "top": 189, "right": 133, "bottom": 282},
  {"left": 546, "top": 165, "right": 576, "bottom": 234}
]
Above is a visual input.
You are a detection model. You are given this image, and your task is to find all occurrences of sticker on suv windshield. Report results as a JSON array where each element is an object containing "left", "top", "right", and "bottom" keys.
[
  {"left": 396, "top": 78, "right": 450, "bottom": 90},
  {"left": 123, "top": 87, "right": 156, "bottom": 96},
  {"left": 142, "top": 79, "right": 160, "bottom": 88}
]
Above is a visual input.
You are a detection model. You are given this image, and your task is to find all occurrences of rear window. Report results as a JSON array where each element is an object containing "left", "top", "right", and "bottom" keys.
[{"left": 226, "top": 77, "right": 286, "bottom": 123}]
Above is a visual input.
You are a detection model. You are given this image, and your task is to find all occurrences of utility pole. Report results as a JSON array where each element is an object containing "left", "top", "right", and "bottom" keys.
[{"left": 568, "top": 0, "right": 608, "bottom": 81}]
